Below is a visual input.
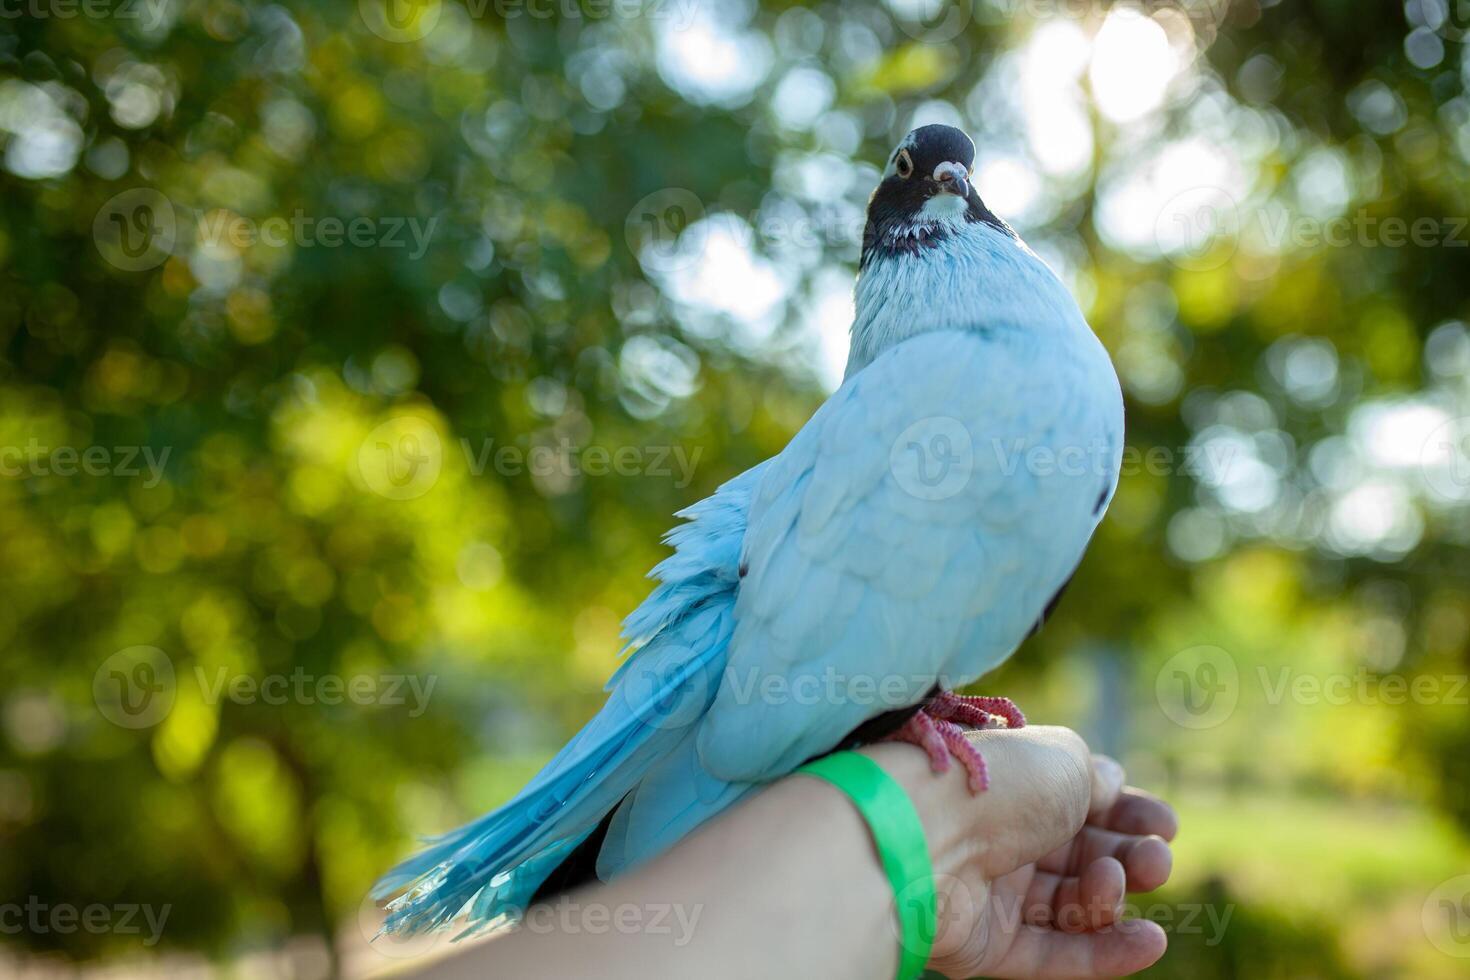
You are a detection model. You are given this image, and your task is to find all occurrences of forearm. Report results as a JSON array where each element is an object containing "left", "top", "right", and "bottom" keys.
[{"left": 415, "top": 765, "right": 902, "bottom": 980}]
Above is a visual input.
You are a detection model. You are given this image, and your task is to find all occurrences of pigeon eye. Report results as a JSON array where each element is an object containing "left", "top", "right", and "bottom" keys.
[{"left": 894, "top": 149, "right": 914, "bottom": 179}]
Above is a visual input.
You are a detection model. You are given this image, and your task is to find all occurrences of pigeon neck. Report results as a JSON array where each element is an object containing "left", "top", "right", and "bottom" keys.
[{"left": 845, "top": 222, "right": 1086, "bottom": 379}]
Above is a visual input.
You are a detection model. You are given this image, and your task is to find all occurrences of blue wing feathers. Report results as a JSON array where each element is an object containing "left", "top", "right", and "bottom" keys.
[
  {"left": 374, "top": 467, "right": 758, "bottom": 934},
  {"left": 613, "top": 463, "right": 765, "bottom": 664},
  {"left": 596, "top": 727, "right": 757, "bottom": 880}
]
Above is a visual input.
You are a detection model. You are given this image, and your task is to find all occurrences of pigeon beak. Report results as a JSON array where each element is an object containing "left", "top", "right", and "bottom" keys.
[{"left": 933, "top": 161, "right": 970, "bottom": 199}]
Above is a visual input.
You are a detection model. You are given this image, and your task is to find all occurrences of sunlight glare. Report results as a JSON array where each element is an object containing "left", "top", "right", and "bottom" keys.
[
  {"left": 1019, "top": 22, "right": 1094, "bottom": 178},
  {"left": 1088, "top": 8, "right": 1179, "bottom": 123}
]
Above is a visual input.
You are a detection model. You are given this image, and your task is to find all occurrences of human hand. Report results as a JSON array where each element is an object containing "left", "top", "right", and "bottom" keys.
[{"left": 862, "top": 726, "right": 1177, "bottom": 979}]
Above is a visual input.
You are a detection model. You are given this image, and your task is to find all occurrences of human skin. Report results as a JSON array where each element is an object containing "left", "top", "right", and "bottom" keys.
[{"left": 411, "top": 725, "right": 1177, "bottom": 980}]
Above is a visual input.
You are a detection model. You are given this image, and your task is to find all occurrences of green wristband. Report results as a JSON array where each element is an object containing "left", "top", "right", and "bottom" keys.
[{"left": 797, "top": 752, "right": 936, "bottom": 980}]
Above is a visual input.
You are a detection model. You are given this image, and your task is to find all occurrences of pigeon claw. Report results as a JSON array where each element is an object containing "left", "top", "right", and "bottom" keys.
[
  {"left": 930, "top": 691, "right": 1027, "bottom": 731},
  {"left": 883, "top": 691, "right": 1027, "bottom": 794}
]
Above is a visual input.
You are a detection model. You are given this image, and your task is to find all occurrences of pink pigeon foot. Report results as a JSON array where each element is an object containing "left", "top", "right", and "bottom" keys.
[
  {"left": 928, "top": 691, "right": 1027, "bottom": 730},
  {"left": 883, "top": 691, "right": 1027, "bottom": 794}
]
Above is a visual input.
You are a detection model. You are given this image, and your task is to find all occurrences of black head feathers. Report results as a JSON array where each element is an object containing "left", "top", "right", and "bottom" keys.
[{"left": 861, "top": 124, "right": 1012, "bottom": 267}]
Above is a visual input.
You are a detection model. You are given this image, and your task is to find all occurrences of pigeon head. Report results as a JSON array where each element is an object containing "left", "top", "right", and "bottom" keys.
[
  {"left": 847, "top": 124, "right": 1078, "bottom": 379},
  {"left": 860, "top": 124, "right": 1010, "bottom": 267}
]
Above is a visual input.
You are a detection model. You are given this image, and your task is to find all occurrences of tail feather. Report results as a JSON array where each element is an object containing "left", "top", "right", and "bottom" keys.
[
  {"left": 375, "top": 463, "right": 765, "bottom": 936},
  {"left": 374, "top": 603, "right": 733, "bottom": 935}
]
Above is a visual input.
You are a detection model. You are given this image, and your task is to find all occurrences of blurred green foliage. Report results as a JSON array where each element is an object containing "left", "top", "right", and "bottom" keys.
[{"left": 1, "top": 0, "right": 1468, "bottom": 976}]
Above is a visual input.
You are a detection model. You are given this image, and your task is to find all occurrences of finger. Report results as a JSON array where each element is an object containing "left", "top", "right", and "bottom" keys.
[
  {"left": 1039, "top": 789, "right": 1177, "bottom": 872},
  {"left": 1022, "top": 857, "right": 1126, "bottom": 932},
  {"left": 983, "top": 917, "right": 1168, "bottom": 980},
  {"left": 1088, "top": 755, "right": 1125, "bottom": 820},
  {"left": 1036, "top": 827, "right": 1174, "bottom": 892},
  {"left": 1099, "top": 786, "right": 1178, "bottom": 841},
  {"left": 1121, "top": 835, "right": 1172, "bottom": 892}
]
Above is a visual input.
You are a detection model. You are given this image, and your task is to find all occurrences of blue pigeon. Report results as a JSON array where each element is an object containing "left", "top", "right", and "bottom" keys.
[{"left": 374, "top": 124, "right": 1124, "bottom": 935}]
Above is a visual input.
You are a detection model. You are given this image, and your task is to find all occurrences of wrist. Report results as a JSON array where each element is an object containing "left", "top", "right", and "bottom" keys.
[
  {"left": 855, "top": 741, "right": 984, "bottom": 877},
  {"left": 854, "top": 742, "right": 992, "bottom": 972},
  {"left": 774, "top": 774, "right": 906, "bottom": 979}
]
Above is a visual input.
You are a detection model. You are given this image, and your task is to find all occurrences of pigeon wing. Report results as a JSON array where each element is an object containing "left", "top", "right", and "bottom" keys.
[{"left": 695, "top": 328, "right": 1121, "bottom": 782}]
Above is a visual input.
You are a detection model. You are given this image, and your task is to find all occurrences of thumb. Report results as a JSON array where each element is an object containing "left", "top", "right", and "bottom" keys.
[{"left": 960, "top": 726, "right": 1094, "bottom": 879}]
